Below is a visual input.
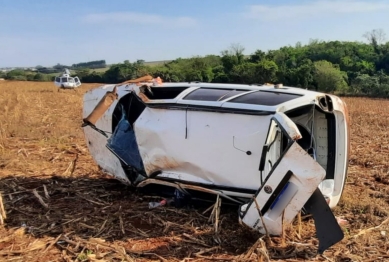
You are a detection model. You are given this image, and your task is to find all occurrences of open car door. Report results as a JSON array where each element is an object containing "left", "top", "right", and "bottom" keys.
[
  {"left": 74, "top": 77, "right": 81, "bottom": 87},
  {"left": 239, "top": 112, "right": 344, "bottom": 254}
]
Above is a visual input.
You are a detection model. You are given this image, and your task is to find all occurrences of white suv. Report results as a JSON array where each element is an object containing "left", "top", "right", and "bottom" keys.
[{"left": 82, "top": 79, "right": 350, "bottom": 253}]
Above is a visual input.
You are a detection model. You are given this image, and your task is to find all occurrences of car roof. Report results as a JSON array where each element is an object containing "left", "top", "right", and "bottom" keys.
[
  {"left": 150, "top": 82, "right": 322, "bottom": 96},
  {"left": 108, "top": 81, "right": 326, "bottom": 113}
]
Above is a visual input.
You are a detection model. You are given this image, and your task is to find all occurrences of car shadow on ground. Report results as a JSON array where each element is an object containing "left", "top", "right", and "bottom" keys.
[{"left": 0, "top": 175, "right": 320, "bottom": 261}]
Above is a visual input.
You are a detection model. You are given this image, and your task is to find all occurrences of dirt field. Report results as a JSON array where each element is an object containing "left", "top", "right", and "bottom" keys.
[{"left": 0, "top": 81, "right": 388, "bottom": 262}]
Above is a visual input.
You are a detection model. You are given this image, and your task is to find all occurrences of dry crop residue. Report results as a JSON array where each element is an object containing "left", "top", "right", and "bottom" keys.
[{"left": 0, "top": 81, "right": 389, "bottom": 261}]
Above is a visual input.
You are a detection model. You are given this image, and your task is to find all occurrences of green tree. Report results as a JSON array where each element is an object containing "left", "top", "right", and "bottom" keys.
[
  {"left": 230, "top": 63, "right": 257, "bottom": 84},
  {"left": 75, "top": 68, "right": 91, "bottom": 79},
  {"left": 221, "top": 43, "right": 246, "bottom": 71},
  {"left": 313, "top": 60, "right": 348, "bottom": 92},
  {"left": 256, "top": 60, "right": 279, "bottom": 83},
  {"left": 249, "top": 50, "right": 266, "bottom": 63},
  {"left": 212, "top": 65, "right": 229, "bottom": 83},
  {"left": 6, "top": 70, "right": 27, "bottom": 81},
  {"left": 103, "top": 60, "right": 147, "bottom": 83},
  {"left": 230, "top": 60, "right": 278, "bottom": 84},
  {"left": 33, "top": 73, "right": 48, "bottom": 81}
]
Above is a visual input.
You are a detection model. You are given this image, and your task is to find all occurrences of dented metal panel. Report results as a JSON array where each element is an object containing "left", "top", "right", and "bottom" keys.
[
  {"left": 82, "top": 84, "right": 131, "bottom": 184},
  {"left": 83, "top": 126, "right": 131, "bottom": 184},
  {"left": 134, "top": 107, "right": 272, "bottom": 190},
  {"left": 83, "top": 86, "right": 118, "bottom": 126},
  {"left": 240, "top": 141, "right": 326, "bottom": 235}
]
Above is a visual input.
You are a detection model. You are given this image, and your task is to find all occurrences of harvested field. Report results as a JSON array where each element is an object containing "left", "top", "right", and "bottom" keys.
[{"left": 0, "top": 81, "right": 389, "bottom": 261}]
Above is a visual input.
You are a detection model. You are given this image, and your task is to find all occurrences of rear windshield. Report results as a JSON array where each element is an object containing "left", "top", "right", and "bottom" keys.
[
  {"left": 183, "top": 88, "right": 249, "bottom": 101},
  {"left": 228, "top": 91, "right": 302, "bottom": 106}
]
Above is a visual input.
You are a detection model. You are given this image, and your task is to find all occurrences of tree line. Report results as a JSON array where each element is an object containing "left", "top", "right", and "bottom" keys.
[
  {"left": 2, "top": 29, "right": 389, "bottom": 97},
  {"left": 71, "top": 60, "right": 106, "bottom": 69}
]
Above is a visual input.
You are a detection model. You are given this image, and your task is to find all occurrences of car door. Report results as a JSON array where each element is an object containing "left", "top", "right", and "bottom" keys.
[
  {"left": 74, "top": 77, "right": 81, "bottom": 87},
  {"left": 239, "top": 112, "right": 343, "bottom": 253}
]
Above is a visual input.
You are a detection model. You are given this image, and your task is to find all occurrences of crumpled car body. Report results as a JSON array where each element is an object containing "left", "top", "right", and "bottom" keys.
[{"left": 82, "top": 79, "right": 350, "bottom": 253}]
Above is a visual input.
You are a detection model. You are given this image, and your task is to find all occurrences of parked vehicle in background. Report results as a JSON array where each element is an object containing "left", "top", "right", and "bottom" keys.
[{"left": 54, "top": 68, "right": 81, "bottom": 89}]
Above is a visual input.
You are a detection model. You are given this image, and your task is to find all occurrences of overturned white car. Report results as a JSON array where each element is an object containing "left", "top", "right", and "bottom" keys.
[{"left": 82, "top": 76, "right": 350, "bottom": 254}]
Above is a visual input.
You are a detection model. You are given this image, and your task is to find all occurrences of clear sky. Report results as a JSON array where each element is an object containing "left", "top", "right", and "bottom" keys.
[{"left": 0, "top": 0, "right": 387, "bottom": 67}]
